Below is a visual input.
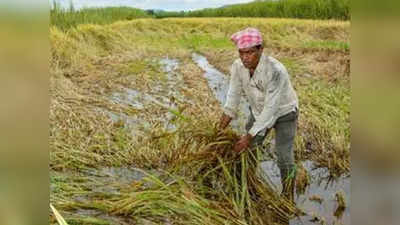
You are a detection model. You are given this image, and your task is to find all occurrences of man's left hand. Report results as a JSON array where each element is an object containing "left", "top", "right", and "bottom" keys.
[{"left": 234, "top": 134, "right": 253, "bottom": 153}]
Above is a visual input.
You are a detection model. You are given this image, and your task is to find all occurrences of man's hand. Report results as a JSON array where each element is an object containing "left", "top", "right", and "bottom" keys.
[
  {"left": 234, "top": 134, "right": 253, "bottom": 153},
  {"left": 219, "top": 113, "right": 232, "bottom": 130}
]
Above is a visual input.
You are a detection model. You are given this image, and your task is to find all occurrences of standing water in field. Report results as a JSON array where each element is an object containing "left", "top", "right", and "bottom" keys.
[
  {"left": 106, "top": 57, "right": 192, "bottom": 132},
  {"left": 261, "top": 160, "right": 350, "bottom": 225},
  {"left": 191, "top": 53, "right": 229, "bottom": 103}
]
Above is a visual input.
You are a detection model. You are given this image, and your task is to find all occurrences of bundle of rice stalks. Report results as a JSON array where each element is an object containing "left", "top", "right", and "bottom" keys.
[{"left": 109, "top": 118, "right": 302, "bottom": 225}]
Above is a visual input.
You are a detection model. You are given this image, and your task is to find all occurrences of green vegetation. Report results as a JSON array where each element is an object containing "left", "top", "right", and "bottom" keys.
[
  {"left": 178, "top": 34, "right": 232, "bottom": 51},
  {"left": 50, "top": 0, "right": 350, "bottom": 31},
  {"left": 157, "top": 0, "right": 350, "bottom": 20},
  {"left": 303, "top": 40, "right": 349, "bottom": 50},
  {"left": 50, "top": 18, "right": 349, "bottom": 224},
  {"left": 50, "top": 0, "right": 150, "bottom": 30}
]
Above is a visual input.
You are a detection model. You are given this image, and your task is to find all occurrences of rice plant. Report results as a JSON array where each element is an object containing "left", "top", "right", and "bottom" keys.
[
  {"left": 50, "top": 17, "right": 349, "bottom": 224},
  {"left": 50, "top": 0, "right": 150, "bottom": 30},
  {"left": 158, "top": 0, "right": 350, "bottom": 20}
]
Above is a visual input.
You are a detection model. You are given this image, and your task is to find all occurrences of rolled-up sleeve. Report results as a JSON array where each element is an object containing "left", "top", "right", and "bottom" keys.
[
  {"left": 223, "top": 63, "right": 241, "bottom": 119},
  {"left": 248, "top": 70, "right": 286, "bottom": 136}
]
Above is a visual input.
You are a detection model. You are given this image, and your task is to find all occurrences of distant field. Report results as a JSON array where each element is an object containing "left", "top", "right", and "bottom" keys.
[
  {"left": 50, "top": 0, "right": 350, "bottom": 31},
  {"left": 159, "top": 0, "right": 350, "bottom": 20},
  {"left": 50, "top": 18, "right": 350, "bottom": 225},
  {"left": 50, "top": 1, "right": 150, "bottom": 30}
]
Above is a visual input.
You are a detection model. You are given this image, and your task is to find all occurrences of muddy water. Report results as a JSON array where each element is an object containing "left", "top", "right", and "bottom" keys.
[
  {"left": 52, "top": 168, "right": 151, "bottom": 225},
  {"left": 105, "top": 57, "right": 193, "bottom": 133},
  {"left": 110, "top": 88, "right": 144, "bottom": 109},
  {"left": 261, "top": 160, "right": 350, "bottom": 225},
  {"left": 193, "top": 53, "right": 350, "bottom": 225},
  {"left": 191, "top": 53, "right": 229, "bottom": 104},
  {"left": 84, "top": 166, "right": 147, "bottom": 185}
]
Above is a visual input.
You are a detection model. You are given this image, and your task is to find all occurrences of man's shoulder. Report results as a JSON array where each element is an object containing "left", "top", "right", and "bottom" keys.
[
  {"left": 266, "top": 56, "right": 287, "bottom": 74},
  {"left": 232, "top": 58, "right": 242, "bottom": 67},
  {"left": 266, "top": 56, "right": 281, "bottom": 68}
]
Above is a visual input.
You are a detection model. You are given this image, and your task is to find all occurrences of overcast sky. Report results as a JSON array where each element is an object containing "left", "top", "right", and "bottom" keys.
[{"left": 55, "top": 0, "right": 254, "bottom": 11}]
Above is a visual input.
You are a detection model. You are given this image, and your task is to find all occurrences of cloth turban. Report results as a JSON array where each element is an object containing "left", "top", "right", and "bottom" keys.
[{"left": 230, "top": 28, "right": 263, "bottom": 49}]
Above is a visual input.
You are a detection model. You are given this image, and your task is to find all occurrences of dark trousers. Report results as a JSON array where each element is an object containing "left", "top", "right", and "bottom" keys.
[{"left": 245, "top": 108, "right": 298, "bottom": 178}]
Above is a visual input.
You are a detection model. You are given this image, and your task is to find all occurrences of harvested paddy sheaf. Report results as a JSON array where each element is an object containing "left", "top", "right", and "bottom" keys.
[{"left": 50, "top": 18, "right": 350, "bottom": 225}]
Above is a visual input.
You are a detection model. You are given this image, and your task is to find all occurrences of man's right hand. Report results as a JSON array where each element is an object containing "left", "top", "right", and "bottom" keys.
[{"left": 219, "top": 113, "right": 232, "bottom": 130}]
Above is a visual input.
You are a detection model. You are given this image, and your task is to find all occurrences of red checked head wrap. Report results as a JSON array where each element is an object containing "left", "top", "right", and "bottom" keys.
[{"left": 230, "top": 28, "right": 263, "bottom": 49}]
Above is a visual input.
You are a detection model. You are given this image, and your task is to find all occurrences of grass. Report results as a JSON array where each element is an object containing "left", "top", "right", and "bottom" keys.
[
  {"left": 50, "top": 17, "right": 349, "bottom": 224},
  {"left": 50, "top": 0, "right": 349, "bottom": 31},
  {"left": 156, "top": 0, "right": 350, "bottom": 20},
  {"left": 295, "top": 78, "right": 350, "bottom": 177},
  {"left": 50, "top": 204, "right": 69, "bottom": 225},
  {"left": 67, "top": 217, "right": 110, "bottom": 225},
  {"left": 50, "top": 0, "right": 150, "bottom": 31},
  {"left": 178, "top": 34, "right": 233, "bottom": 52},
  {"left": 303, "top": 40, "right": 349, "bottom": 51},
  {"left": 51, "top": 124, "right": 301, "bottom": 224}
]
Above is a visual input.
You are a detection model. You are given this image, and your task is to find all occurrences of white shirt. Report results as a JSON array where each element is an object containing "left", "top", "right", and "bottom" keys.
[{"left": 223, "top": 53, "right": 299, "bottom": 136}]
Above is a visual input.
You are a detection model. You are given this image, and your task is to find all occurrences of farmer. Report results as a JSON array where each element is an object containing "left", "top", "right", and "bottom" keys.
[{"left": 219, "top": 27, "right": 299, "bottom": 202}]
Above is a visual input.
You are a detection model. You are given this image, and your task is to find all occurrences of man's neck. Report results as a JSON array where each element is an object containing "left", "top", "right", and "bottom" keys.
[
  {"left": 249, "top": 54, "right": 262, "bottom": 78},
  {"left": 249, "top": 68, "right": 255, "bottom": 77}
]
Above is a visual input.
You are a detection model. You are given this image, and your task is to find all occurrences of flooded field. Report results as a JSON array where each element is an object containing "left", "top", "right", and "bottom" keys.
[
  {"left": 194, "top": 54, "right": 350, "bottom": 225},
  {"left": 104, "top": 57, "right": 186, "bottom": 133},
  {"left": 50, "top": 18, "right": 350, "bottom": 225}
]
